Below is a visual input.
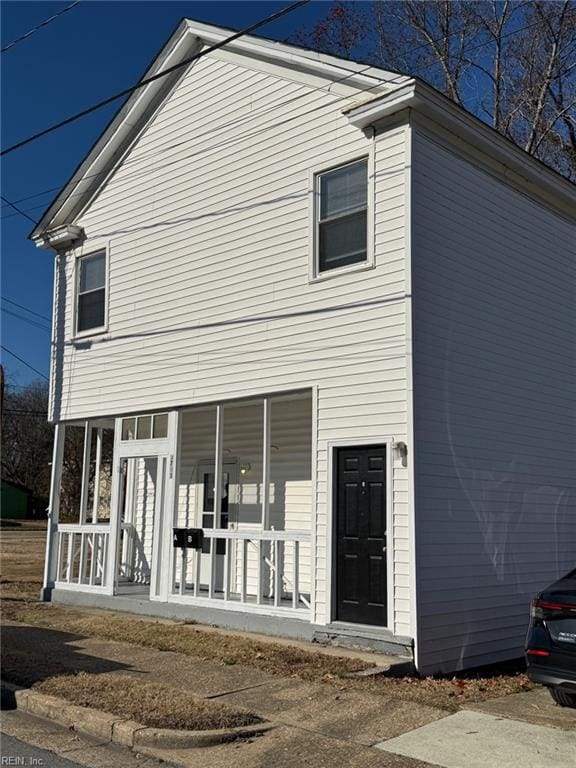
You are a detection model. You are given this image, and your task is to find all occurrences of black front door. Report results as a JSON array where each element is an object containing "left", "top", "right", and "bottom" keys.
[{"left": 335, "top": 445, "right": 387, "bottom": 625}]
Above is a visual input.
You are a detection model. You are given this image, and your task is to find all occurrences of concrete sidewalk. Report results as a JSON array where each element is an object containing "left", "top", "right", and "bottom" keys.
[
  {"left": 376, "top": 689, "right": 576, "bottom": 768},
  {"left": 2, "top": 620, "right": 441, "bottom": 767},
  {"left": 5, "top": 618, "right": 573, "bottom": 768}
]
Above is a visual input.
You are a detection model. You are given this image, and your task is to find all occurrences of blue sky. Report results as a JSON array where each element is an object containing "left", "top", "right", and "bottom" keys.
[{"left": 1, "top": 0, "right": 326, "bottom": 387}]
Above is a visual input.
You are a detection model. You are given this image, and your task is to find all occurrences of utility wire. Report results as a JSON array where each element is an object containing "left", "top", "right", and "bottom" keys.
[
  {"left": 0, "top": 346, "right": 49, "bottom": 380},
  {"left": 3, "top": 409, "right": 48, "bottom": 416},
  {"left": 0, "top": 0, "right": 309, "bottom": 157},
  {"left": 0, "top": 195, "right": 38, "bottom": 225},
  {"left": 2, "top": 298, "right": 51, "bottom": 322},
  {"left": 1, "top": 1, "right": 81, "bottom": 54},
  {"left": 2, "top": 308, "right": 51, "bottom": 333},
  {"left": 3, "top": 6, "right": 573, "bottom": 224}
]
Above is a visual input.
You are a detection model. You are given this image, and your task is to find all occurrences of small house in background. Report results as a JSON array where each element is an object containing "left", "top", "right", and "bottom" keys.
[
  {"left": 30, "top": 20, "right": 575, "bottom": 674},
  {"left": 0, "top": 480, "right": 47, "bottom": 520},
  {"left": 0, "top": 480, "right": 29, "bottom": 519}
]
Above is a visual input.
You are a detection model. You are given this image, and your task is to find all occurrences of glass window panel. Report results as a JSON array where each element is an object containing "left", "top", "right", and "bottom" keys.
[
  {"left": 59, "top": 425, "right": 86, "bottom": 523},
  {"left": 137, "top": 415, "right": 152, "bottom": 439},
  {"left": 153, "top": 413, "right": 168, "bottom": 438},
  {"left": 96, "top": 427, "right": 115, "bottom": 522},
  {"left": 79, "top": 252, "right": 106, "bottom": 293},
  {"left": 319, "top": 210, "right": 367, "bottom": 272},
  {"left": 122, "top": 418, "right": 136, "bottom": 440},
  {"left": 320, "top": 160, "right": 367, "bottom": 220},
  {"left": 77, "top": 289, "right": 105, "bottom": 332}
]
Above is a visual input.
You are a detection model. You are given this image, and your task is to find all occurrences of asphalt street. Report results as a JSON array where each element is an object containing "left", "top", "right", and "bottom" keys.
[{"left": 1, "top": 732, "right": 85, "bottom": 767}]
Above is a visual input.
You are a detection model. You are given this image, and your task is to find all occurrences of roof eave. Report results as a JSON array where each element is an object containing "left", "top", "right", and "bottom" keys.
[
  {"left": 29, "top": 19, "right": 199, "bottom": 241},
  {"left": 30, "top": 19, "right": 408, "bottom": 244},
  {"left": 345, "top": 80, "right": 576, "bottom": 216}
]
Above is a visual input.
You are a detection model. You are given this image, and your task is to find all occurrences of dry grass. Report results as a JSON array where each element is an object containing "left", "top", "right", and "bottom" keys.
[
  {"left": 0, "top": 527, "right": 534, "bottom": 713},
  {"left": 37, "top": 673, "right": 261, "bottom": 730},
  {"left": 1, "top": 647, "right": 260, "bottom": 731},
  {"left": 0, "top": 526, "right": 45, "bottom": 601},
  {"left": 2, "top": 600, "right": 534, "bottom": 712},
  {"left": 1, "top": 600, "right": 366, "bottom": 680}
]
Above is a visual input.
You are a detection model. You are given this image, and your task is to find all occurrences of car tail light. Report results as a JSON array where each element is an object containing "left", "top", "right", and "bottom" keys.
[
  {"left": 526, "top": 648, "right": 550, "bottom": 657},
  {"left": 531, "top": 599, "right": 574, "bottom": 619}
]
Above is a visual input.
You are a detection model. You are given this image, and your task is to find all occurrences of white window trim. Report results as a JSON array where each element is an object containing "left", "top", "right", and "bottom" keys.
[
  {"left": 308, "top": 150, "right": 375, "bottom": 283},
  {"left": 72, "top": 244, "right": 110, "bottom": 340}
]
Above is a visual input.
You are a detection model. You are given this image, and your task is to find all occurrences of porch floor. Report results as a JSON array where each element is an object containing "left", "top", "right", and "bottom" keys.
[{"left": 115, "top": 581, "right": 311, "bottom": 610}]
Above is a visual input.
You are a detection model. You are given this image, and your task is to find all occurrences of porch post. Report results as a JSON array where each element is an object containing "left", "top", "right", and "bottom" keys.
[
  {"left": 79, "top": 422, "right": 92, "bottom": 524},
  {"left": 104, "top": 418, "right": 124, "bottom": 595},
  {"left": 41, "top": 423, "right": 65, "bottom": 601},
  {"left": 261, "top": 397, "right": 271, "bottom": 529},
  {"left": 210, "top": 404, "right": 224, "bottom": 598},
  {"left": 213, "top": 404, "right": 224, "bottom": 528},
  {"left": 160, "top": 410, "right": 181, "bottom": 601},
  {"left": 91, "top": 428, "right": 102, "bottom": 523}
]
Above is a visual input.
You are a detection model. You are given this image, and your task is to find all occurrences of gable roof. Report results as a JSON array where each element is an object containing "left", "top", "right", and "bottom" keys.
[
  {"left": 30, "top": 18, "right": 407, "bottom": 245},
  {"left": 31, "top": 17, "right": 575, "bottom": 246}
]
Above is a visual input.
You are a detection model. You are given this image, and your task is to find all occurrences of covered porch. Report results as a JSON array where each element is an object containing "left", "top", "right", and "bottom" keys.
[{"left": 44, "top": 391, "right": 313, "bottom": 621}]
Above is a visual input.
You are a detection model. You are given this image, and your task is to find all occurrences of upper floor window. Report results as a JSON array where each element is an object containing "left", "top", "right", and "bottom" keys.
[
  {"left": 316, "top": 158, "right": 368, "bottom": 274},
  {"left": 77, "top": 250, "right": 106, "bottom": 334}
]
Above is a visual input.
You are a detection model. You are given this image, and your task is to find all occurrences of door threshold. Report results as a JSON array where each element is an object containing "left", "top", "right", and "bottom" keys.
[{"left": 328, "top": 621, "right": 393, "bottom": 636}]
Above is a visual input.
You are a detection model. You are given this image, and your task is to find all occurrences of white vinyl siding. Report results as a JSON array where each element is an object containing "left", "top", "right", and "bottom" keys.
[
  {"left": 52, "top": 50, "right": 411, "bottom": 635},
  {"left": 411, "top": 124, "right": 576, "bottom": 673}
]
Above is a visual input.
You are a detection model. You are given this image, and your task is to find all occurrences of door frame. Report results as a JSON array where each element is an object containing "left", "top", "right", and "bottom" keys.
[
  {"left": 106, "top": 412, "right": 179, "bottom": 601},
  {"left": 326, "top": 438, "right": 394, "bottom": 631},
  {"left": 110, "top": 452, "right": 168, "bottom": 598}
]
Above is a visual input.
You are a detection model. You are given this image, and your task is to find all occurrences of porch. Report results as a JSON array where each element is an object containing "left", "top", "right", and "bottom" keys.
[{"left": 44, "top": 392, "right": 313, "bottom": 622}]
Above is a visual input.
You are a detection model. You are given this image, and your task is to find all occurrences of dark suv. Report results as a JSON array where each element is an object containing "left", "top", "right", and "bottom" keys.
[{"left": 525, "top": 568, "right": 576, "bottom": 707}]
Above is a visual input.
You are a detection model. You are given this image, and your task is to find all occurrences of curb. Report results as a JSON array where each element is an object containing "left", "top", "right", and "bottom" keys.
[{"left": 7, "top": 685, "right": 273, "bottom": 749}]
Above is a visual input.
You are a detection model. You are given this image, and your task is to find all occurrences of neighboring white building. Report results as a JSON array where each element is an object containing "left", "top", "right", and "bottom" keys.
[{"left": 32, "top": 19, "right": 576, "bottom": 674}]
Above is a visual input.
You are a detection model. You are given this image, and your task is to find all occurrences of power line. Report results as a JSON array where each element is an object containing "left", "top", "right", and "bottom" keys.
[
  {"left": 0, "top": 195, "right": 38, "bottom": 225},
  {"left": 1, "top": 1, "right": 81, "bottom": 54},
  {"left": 0, "top": 0, "right": 309, "bottom": 157},
  {"left": 3, "top": 7, "right": 573, "bottom": 225},
  {"left": 0, "top": 346, "right": 49, "bottom": 380},
  {"left": 2, "top": 298, "right": 51, "bottom": 322},
  {"left": 1, "top": 308, "right": 51, "bottom": 333},
  {"left": 4, "top": 59, "right": 404, "bottom": 225}
]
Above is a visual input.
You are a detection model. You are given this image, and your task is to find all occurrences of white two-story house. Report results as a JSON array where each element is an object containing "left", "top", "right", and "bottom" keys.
[{"left": 32, "top": 19, "right": 576, "bottom": 675}]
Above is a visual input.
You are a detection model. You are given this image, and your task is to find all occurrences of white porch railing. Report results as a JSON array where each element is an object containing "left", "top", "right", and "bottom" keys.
[
  {"left": 171, "top": 529, "right": 312, "bottom": 617},
  {"left": 55, "top": 524, "right": 110, "bottom": 591}
]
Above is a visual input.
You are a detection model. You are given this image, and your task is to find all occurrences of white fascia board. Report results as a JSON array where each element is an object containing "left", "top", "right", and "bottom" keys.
[
  {"left": 31, "top": 20, "right": 409, "bottom": 243},
  {"left": 345, "top": 80, "right": 576, "bottom": 216},
  {"left": 183, "top": 19, "right": 409, "bottom": 88},
  {"left": 33, "top": 224, "right": 84, "bottom": 251},
  {"left": 345, "top": 81, "right": 418, "bottom": 127},
  {"left": 30, "top": 22, "right": 200, "bottom": 241}
]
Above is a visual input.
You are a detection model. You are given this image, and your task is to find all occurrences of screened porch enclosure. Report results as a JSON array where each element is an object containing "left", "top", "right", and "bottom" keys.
[
  {"left": 171, "top": 392, "right": 313, "bottom": 612},
  {"left": 46, "top": 391, "right": 314, "bottom": 619}
]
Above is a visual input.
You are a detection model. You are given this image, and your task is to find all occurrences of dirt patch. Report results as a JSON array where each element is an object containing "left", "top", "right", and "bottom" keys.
[
  {"left": 2, "top": 601, "right": 534, "bottom": 711},
  {"left": 361, "top": 663, "right": 533, "bottom": 712}
]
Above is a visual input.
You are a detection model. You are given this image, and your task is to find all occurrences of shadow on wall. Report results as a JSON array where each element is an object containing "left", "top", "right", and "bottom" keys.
[
  {"left": 51, "top": 252, "right": 69, "bottom": 423},
  {"left": 417, "top": 317, "right": 576, "bottom": 673}
]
